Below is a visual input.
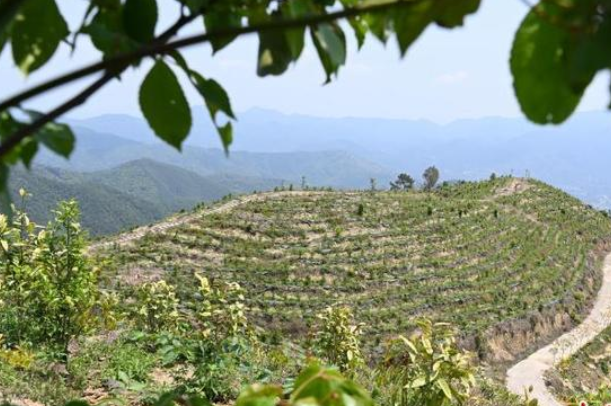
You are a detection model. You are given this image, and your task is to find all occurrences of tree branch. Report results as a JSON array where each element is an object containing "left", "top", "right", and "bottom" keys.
[
  {"left": 0, "top": 0, "right": 416, "bottom": 160},
  {"left": 0, "top": 0, "right": 410, "bottom": 113},
  {"left": 0, "top": 9, "right": 201, "bottom": 159}
]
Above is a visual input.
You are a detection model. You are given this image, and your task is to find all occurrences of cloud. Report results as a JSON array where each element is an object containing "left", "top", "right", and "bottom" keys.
[{"left": 435, "top": 71, "right": 469, "bottom": 85}]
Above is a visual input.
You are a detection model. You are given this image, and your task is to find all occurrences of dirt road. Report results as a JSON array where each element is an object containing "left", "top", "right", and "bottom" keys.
[{"left": 506, "top": 253, "right": 611, "bottom": 405}]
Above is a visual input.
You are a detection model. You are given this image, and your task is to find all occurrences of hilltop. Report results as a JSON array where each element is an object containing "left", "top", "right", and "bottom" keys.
[{"left": 99, "top": 177, "right": 611, "bottom": 363}]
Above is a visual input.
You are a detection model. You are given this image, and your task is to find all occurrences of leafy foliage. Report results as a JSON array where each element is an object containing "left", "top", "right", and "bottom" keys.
[
  {"left": 0, "top": 196, "right": 98, "bottom": 352},
  {"left": 195, "top": 274, "right": 248, "bottom": 340},
  {"left": 139, "top": 60, "right": 192, "bottom": 150},
  {"left": 390, "top": 173, "right": 415, "bottom": 191},
  {"left": 312, "top": 306, "right": 364, "bottom": 374},
  {"left": 510, "top": 0, "right": 611, "bottom": 124},
  {"left": 380, "top": 319, "right": 475, "bottom": 406},
  {"left": 423, "top": 166, "right": 440, "bottom": 191},
  {"left": 0, "top": 0, "right": 485, "bottom": 197},
  {"left": 135, "top": 280, "right": 180, "bottom": 333}
]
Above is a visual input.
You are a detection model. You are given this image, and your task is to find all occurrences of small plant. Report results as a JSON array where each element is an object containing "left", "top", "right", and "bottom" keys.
[
  {"left": 98, "top": 290, "right": 121, "bottom": 331},
  {"left": 135, "top": 280, "right": 180, "bottom": 333},
  {"left": 357, "top": 203, "right": 365, "bottom": 217},
  {"left": 380, "top": 318, "right": 475, "bottom": 406},
  {"left": 0, "top": 335, "right": 35, "bottom": 370},
  {"left": 312, "top": 306, "right": 364, "bottom": 374},
  {"left": 195, "top": 274, "right": 248, "bottom": 340}
]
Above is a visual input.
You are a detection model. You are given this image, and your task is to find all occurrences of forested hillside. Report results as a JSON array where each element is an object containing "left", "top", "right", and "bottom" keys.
[{"left": 8, "top": 161, "right": 282, "bottom": 235}]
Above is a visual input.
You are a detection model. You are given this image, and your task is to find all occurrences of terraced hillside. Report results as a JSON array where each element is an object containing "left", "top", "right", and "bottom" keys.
[{"left": 99, "top": 177, "right": 611, "bottom": 360}]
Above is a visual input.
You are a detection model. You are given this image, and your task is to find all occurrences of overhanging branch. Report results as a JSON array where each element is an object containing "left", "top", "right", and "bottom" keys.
[
  {"left": 0, "top": 0, "right": 411, "bottom": 113},
  {"left": 0, "top": 0, "right": 415, "bottom": 159}
]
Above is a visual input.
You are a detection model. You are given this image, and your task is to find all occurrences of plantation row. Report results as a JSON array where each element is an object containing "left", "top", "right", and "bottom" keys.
[{"left": 102, "top": 177, "right": 611, "bottom": 353}]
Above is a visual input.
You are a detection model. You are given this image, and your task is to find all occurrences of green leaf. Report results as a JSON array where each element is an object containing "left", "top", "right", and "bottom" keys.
[
  {"left": 217, "top": 122, "right": 233, "bottom": 152},
  {"left": 510, "top": 4, "right": 591, "bottom": 124},
  {"left": 282, "top": 0, "right": 312, "bottom": 58},
  {"left": 0, "top": 0, "right": 25, "bottom": 32},
  {"left": 190, "top": 72, "right": 235, "bottom": 151},
  {"left": 291, "top": 363, "right": 373, "bottom": 406},
  {"left": 204, "top": 7, "right": 242, "bottom": 53},
  {"left": 185, "top": 0, "right": 206, "bottom": 15},
  {"left": 170, "top": 54, "right": 235, "bottom": 152},
  {"left": 0, "top": 34, "right": 5, "bottom": 57},
  {"left": 437, "top": 378, "right": 453, "bottom": 400},
  {"left": 22, "top": 110, "right": 74, "bottom": 158},
  {"left": 36, "top": 122, "right": 75, "bottom": 158},
  {"left": 257, "top": 30, "right": 294, "bottom": 77},
  {"left": 123, "top": 0, "right": 158, "bottom": 43},
  {"left": 347, "top": 17, "right": 367, "bottom": 49},
  {"left": 408, "top": 377, "right": 427, "bottom": 389},
  {"left": 236, "top": 384, "right": 282, "bottom": 406},
  {"left": 0, "top": 111, "right": 39, "bottom": 167},
  {"left": 11, "top": 0, "right": 68, "bottom": 74},
  {"left": 394, "top": 2, "right": 434, "bottom": 56},
  {"left": 190, "top": 72, "right": 235, "bottom": 120},
  {"left": 139, "top": 60, "right": 192, "bottom": 149},
  {"left": 19, "top": 138, "right": 38, "bottom": 168},
  {"left": 433, "top": 0, "right": 481, "bottom": 28},
  {"left": 365, "top": 12, "right": 390, "bottom": 44},
  {"left": 85, "top": 6, "right": 134, "bottom": 57},
  {"left": 311, "top": 23, "right": 347, "bottom": 84}
]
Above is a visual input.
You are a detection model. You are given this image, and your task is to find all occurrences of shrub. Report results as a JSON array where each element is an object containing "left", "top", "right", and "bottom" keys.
[
  {"left": 195, "top": 274, "right": 248, "bottom": 340},
  {"left": 0, "top": 335, "right": 34, "bottom": 370},
  {"left": 135, "top": 280, "right": 180, "bottom": 333},
  {"left": 312, "top": 306, "right": 364, "bottom": 374},
  {"left": 379, "top": 319, "right": 475, "bottom": 406},
  {"left": 0, "top": 199, "right": 98, "bottom": 352}
]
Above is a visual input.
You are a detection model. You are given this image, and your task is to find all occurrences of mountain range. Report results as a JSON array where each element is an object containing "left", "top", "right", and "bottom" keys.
[{"left": 12, "top": 108, "right": 611, "bottom": 235}]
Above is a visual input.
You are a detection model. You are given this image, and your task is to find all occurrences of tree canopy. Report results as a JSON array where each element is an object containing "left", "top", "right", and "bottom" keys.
[{"left": 0, "top": 0, "right": 610, "bottom": 203}]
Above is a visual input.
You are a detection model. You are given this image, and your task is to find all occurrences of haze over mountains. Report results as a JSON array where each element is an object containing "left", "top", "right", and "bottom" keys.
[{"left": 12, "top": 108, "right": 611, "bottom": 235}]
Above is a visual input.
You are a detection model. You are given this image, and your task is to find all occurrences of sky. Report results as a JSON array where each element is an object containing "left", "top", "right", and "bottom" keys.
[{"left": 0, "top": 0, "right": 609, "bottom": 124}]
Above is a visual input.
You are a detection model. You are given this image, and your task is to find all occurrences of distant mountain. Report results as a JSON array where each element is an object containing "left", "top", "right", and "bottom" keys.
[
  {"left": 64, "top": 109, "right": 611, "bottom": 208},
  {"left": 86, "top": 159, "right": 229, "bottom": 213},
  {"left": 37, "top": 126, "right": 392, "bottom": 189},
  {"left": 9, "top": 160, "right": 285, "bottom": 236},
  {"left": 10, "top": 166, "right": 163, "bottom": 235}
]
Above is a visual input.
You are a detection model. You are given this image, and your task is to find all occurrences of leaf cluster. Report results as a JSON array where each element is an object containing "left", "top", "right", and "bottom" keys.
[{"left": 0, "top": 0, "right": 482, "bottom": 198}]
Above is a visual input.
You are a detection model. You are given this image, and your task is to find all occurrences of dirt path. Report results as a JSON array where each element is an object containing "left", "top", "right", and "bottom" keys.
[
  {"left": 89, "top": 191, "right": 325, "bottom": 251},
  {"left": 506, "top": 253, "right": 611, "bottom": 406}
]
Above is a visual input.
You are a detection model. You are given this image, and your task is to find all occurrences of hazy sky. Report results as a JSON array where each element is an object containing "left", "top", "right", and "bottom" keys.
[{"left": 1, "top": 0, "right": 609, "bottom": 123}]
